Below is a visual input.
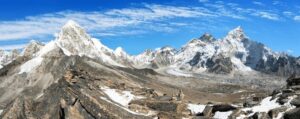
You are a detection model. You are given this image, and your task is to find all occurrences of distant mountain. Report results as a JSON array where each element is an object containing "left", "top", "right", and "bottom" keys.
[
  {"left": 0, "top": 21, "right": 299, "bottom": 77},
  {"left": 1, "top": 20, "right": 299, "bottom": 119},
  {"left": 133, "top": 26, "right": 300, "bottom": 76},
  {"left": 0, "top": 49, "right": 20, "bottom": 69}
]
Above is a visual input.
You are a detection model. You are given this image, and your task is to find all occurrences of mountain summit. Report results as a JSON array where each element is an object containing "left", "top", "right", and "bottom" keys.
[{"left": 226, "top": 26, "right": 246, "bottom": 41}]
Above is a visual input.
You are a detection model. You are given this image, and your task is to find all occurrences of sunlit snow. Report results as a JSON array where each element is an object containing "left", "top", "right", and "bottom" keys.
[
  {"left": 187, "top": 104, "right": 206, "bottom": 114},
  {"left": 101, "top": 87, "right": 143, "bottom": 107},
  {"left": 213, "top": 111, "right": 233, "bottom": 119}
]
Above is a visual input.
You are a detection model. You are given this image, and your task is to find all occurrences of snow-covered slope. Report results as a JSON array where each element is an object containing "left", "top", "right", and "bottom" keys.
[
  {"left": 0, "top": 49, "right": 20, "bottom": 69},
  {"left": 22, "top": 40, "right": 44, "bottom": 57},
  {"left": 55, "top": 20, "right": 123, "bottom": 67},
  {"left": 134, "top": 26, "right": 299, "bottom": 76},
  {"left": 2, "top": 21, "right": 299, "bottom": 76},
  {"left": 133, "top": 46, "right": 176, "bottom": 69}
]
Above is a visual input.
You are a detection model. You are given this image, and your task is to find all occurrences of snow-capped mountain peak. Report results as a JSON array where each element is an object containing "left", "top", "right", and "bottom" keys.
[
  {"left": 22, "top": 40, "right": 44, "bottom": 57},
  {"left": 155, "top": 46, "right": 176, "bottom": 54},
  {"left": 199, "top": 33, "right": 216, "bottom": 43},
  {"left": 56, "top": 20, "right": 94, "bottom": 55},
  {"left": 114, "top": 47, "right": 127, "bottom": 57},
  {"left": 225, "top": 26, "right": 246, "bottom": 41}
]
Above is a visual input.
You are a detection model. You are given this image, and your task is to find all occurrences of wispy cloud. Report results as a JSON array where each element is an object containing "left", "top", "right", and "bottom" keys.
[
  {"left": 0, "top": 4, "right": 217, "bottom": 41},
  {"left": 294, "top": 16, "right": 300, "bottom": 21},
  {"left": 252, "top": 11, "right": 279, "bottom": 20},
  {"left": 272, "top": 1, "right": 280, "bottom": 5},
  {"left": 0, "top": 2, "right": 295, "bottom": 44},
  {"left": 198, "top": 0, "right": 209, "bottom": 3},
  {"left": 203, "top": 2, "right": 246, "bottom": 19},
  {"left": 253, "top": 1, "right": 264, "bottom": 6},
  {"left": 0, "top": 44, "right": 27, "bottom": 50}
]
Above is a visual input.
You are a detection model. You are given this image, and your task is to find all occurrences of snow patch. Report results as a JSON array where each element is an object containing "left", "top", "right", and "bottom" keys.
[
  {"left": 0, "top": 65, "right": 3, "bottom": 69},
  {"left": 242, "top": 96, "right": 281, "bottom": 113},
  {"left": 231, "top": 57, "right": 252, "bottom": 72},
  {"left": 36, "top": 41, "right": 56, "bottom": 56},
  {"left": 187, "top": 104, "right": 206, "bottom": 114},
  {"left": 19, "top": 57, "right": 43, "bottom": 74},
  {"left": 35, "top": 93, "right": 44, "bottom": 99},
  {"left": 166, "top": 68, "right": 192, "bottom": 77},
  {"left": 114, "top": 47, "right": 125, "bottom": 57},
  {"left": 19, "top": 41, "right": 57, "bottom": 74},
  {"left": 101, "top": 87, "right": 143, "bottom": 107},
  {"left": 100, "top": 96, "right": 154, "bottom": 116},
  {"left": 213, "top": 111, "right": 233, "bottom": 119}
]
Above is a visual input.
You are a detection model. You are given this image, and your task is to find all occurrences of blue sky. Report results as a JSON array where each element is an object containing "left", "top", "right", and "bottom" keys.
[{"left": 0, "top": 0, "right": 300, "bottom": 56}]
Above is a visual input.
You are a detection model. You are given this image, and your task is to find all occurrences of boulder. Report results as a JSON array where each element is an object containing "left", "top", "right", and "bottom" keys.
[
  {"left": 268, "top": 106, "right": 288, "bottom": 118},
  {"left": 283, "top": 108, "right": 300, "bottom": 119},
  {"left": 212, "top": 104, "right": 237, "bottom": 113},
  {"left": 251, "top": 112, "right": 270, "bottom": 119},
  {"left": 271, "top": 89, "right": 282, "bottom": 96},
  {"left": 202, "top": 105, "right": 213, "bottom": 117},
  {"left": 290, "top": 85, "right": 300, "bottom": 91},
  {"left": 156, "top": 96, "right": 173, "bottom": 101},
  {"left": 157, "top": 112, "right": 184, "bottom": 119},
  {"left": 192, "top": 116, "right": 211, "bottom": 119},
  {"left": 129, "top": 104, "right": 151, "bottom": 114},
  {"left": 228, "top": 109, "right": 245, "bottom": 119},
  {"left": 286, "top": 74, "right": 300, "bottom": 87},
  {"left": 277, "top": 93, "right": 294, "bottom": 105},
  {"left": 130, "top": 100, "right": 187, "bottom": 113},
  {"left": 243, "top": 99, "right": 259, "bottom": 107},
  {"left": 290, "top": 96, "right": 300, "bottom": 107},
  {"left": 282, "top": 89, "right": 294, "bottom": 94}
]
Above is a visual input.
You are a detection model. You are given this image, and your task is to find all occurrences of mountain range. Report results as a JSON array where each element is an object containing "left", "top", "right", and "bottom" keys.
[
  {"left": 0, "top": 20, "right": 300, "bottom": 119},
  {"left": 1, "top": 20, "right": 299, "bottom": 77}
]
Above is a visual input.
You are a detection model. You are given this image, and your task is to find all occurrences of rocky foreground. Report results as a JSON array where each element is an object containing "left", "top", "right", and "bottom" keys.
[{"left": 0, "top": 57, "right": 299, "bottom": 119}]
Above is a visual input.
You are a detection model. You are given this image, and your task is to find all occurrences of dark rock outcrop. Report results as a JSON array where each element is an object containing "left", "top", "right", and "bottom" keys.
[{"left": 283, "top": 108, "right": 300, "bottom": 119}]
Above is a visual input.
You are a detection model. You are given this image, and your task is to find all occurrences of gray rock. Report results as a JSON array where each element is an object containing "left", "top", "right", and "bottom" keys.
[
  {"left": 251, "top": 112, "right": 270, "bottom": 119},
  {"left": 212, "top": 104, "right": 237, "bottom": 113},
  {"left": 244, "top": 99, "right": 259, "bottom": 107},
  {"left": 283, "top": 108, "right": 300, "bottom": 119},
  {"left": 202, "top": 105, "right": 213, "bottom": 117},
  {"left": 290, "top": 96, "right": 300, "bottom": 107},
  {"left": 268, "top": 107, "right": 288, "bottom": 118}
]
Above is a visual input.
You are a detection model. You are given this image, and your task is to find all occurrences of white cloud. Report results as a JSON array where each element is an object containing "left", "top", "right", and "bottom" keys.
[
  {"left": 199, "top": 0, "right": 209, "bottom": 3},
  {"left": 272, "top": 1, "right": 280, "bottom": 5},
  {"left": 204, "top": 3, "right": 246, "bottom": 19},
  {"left": 283, "top": 11, "right": 293, "bottom": 17},
  {"left": 253, "top": 1, "right": 264, "bottom": 6},
  {"left": 0, "top": 44, "right": 27, "bottom": 50},
  {"left": 0, "top": 2, "right": 294, "bottom": 43},
  {"left": 294, "top": 16, "right": 300, "bottom": 21},
  {"left": 252, "top": 11, "right": 279, "bottom": 20},
  {"left": 0, "top": 4, "right": 216, "bottom": 41}
]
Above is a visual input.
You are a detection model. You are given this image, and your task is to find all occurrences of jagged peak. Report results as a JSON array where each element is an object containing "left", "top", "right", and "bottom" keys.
[
  {"left": 140, "top": 49, "right": 154, "bottom": 55},
  {"left": 63, "top": 20, "right": 81, "bottom": 29},
  {"left": 115, "top": 47, "right": 124, "bottom": 52},
  {"left": 23, "top": 40, "right": 44, "bottom": 57},
  {"left": 199, "top": 33, "right": 216, "bottom": 42},
  {"left": 55, "top": 20, "right": 94, "bottom": 55},
  {"left": 114, "top": 47, "right": 127, "bottom": 56},
  {"left": 58, "top": 20, "right": 90, "bottom": 40},
  {"left": 28, "top": 40, "right": 44, "bottom": 46},
  {"left": 157, "top": 46, "right": 175, "bottom": 51},
  {"left": 226, "top": 26, "right": 246, "bottom": 41}
]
